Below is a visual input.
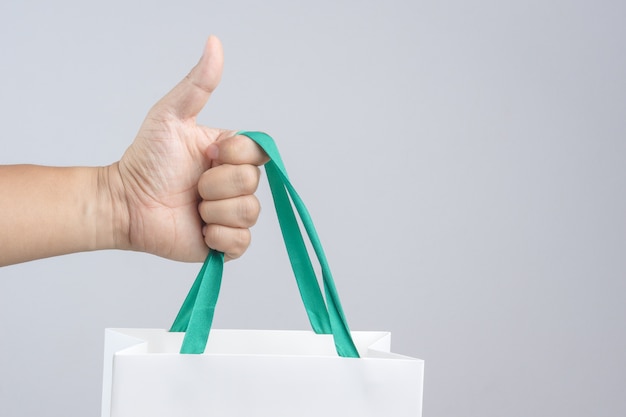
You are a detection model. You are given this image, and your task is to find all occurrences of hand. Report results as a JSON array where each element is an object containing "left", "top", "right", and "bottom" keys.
[
  {"left": 112, "top": 36, "right": 267, "bottom": 262},
  {"left": 0, "top": 36, "right": 264, "bottom": 267}
]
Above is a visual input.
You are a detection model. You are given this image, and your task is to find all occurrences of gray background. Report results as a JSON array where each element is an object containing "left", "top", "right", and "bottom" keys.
[{"left": 1, "top": 0, "right": 625, "bottom": 416}]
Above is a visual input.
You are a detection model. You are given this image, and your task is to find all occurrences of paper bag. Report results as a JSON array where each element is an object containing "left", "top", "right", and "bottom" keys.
[{"left": 101, "top": 328, "right": 423, "bottom": 416}]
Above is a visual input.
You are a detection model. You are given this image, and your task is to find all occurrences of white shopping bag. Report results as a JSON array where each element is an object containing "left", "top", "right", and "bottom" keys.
[{"left": 101, "top": 328, "right": 424, "bottom": 417}]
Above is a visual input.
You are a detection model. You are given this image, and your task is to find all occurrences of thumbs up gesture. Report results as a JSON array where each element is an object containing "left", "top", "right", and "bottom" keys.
[
  {"left": 115, "top": 36, "right": 268, "bottom": 262},
  {"left": 0, "top": 36, "right": 267, "bottom": 266}
]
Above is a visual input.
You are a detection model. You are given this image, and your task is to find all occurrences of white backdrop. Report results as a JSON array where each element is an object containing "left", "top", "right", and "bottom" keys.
[{"left": 1, "top": 1, "right": 625, "bottom": 416}]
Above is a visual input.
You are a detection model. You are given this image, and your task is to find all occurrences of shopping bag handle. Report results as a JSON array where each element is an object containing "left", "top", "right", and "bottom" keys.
[{"left": 170, "top": 131, "right": 359, "bottom": 358}]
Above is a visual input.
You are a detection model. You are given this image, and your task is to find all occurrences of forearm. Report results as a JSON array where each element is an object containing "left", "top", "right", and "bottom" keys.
[{"left": 0, "top": 164, "right": 129, "bottom": 266}]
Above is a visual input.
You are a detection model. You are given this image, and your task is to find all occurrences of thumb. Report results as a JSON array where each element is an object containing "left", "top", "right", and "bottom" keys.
[{"left": 156, "top": 35, "right": 224, "bottom": 119}]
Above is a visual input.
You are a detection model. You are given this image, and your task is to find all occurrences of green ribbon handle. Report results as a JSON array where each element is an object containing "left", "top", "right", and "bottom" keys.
[
  {"left": 170, "top": 131, "right": 359, "bottom": 358},
  {"left": 169, "top": 249, "right": 223, "bottom": 354}
]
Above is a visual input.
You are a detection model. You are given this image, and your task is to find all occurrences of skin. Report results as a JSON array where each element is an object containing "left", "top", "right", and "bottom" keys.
[{"left": 0, "top": 36, "right": 268, "bottom": 267}]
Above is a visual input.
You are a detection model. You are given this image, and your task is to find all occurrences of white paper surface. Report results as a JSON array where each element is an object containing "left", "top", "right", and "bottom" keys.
[{"left": 102, "top": 329, "right": 424, "bottom": 417}]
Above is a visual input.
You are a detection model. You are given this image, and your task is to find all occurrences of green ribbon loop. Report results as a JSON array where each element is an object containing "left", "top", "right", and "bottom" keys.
[{"left": 170, "top": 131, "right": 359, "bottom": 358}]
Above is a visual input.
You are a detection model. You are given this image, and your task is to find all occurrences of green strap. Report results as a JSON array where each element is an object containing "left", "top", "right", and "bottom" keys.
[
  {"left": 170, "top": 131, "right": 359, "bottom": 358},
  {"left": 264, "top": 161, "right": 332, "bottom": 334},
  {"left": 173, "top": 250, "right": 224, "bottom": 354}
]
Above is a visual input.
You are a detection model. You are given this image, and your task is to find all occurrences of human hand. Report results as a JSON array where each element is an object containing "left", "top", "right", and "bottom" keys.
[{"left": 110, "top": 36, "right": 267, "bottom": 262}]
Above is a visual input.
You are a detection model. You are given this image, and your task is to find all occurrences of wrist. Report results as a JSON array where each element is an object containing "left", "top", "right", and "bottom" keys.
[{"left": 96, "top": 163, "right": 132, "bottom": 251}]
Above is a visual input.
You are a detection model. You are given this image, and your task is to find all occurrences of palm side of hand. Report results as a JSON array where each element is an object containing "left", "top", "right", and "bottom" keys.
[{"left": 119, "top": 114, "right": 227, "bottom": 261}]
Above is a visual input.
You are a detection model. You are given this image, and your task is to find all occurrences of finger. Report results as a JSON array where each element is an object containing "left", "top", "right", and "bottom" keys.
[
  {"left": 206, "top": 134, "right": 269, "bottom": 166},
  {"left": 202, "top": 224, "right": 251, "bottom": 261},
  {"left": 198, "top": 164, "right": 260, "bottom": 201},
  {"left": 155, "top": 35, "right": 224, "bottom": 119},
  {"left": 198, "top": 195, "right": 260, "bottom": 228}
]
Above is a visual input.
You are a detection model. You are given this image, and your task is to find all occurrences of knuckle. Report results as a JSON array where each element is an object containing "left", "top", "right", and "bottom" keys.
[
  {"left": 228, "top": 229, "right": 251, "bottom": 259},
  {"left": 203, "top": 224, "right": 223, "bottom": 248},
  {"left": 203, "top": 225, "right": 251, "bottom": 260},
  {"left": 232, "top": 165, "right": 260, "bottom": 194},
  {"left": 238, "top": 196, "right": 261, "bottom": 227},
  {"left": 198, "top": 200, "right": 215, "bottom": 223}
]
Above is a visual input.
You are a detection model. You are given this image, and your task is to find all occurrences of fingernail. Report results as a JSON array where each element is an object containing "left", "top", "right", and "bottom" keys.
[{"left": 206, "top": 144, "right": 219, "bottom": 160}]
